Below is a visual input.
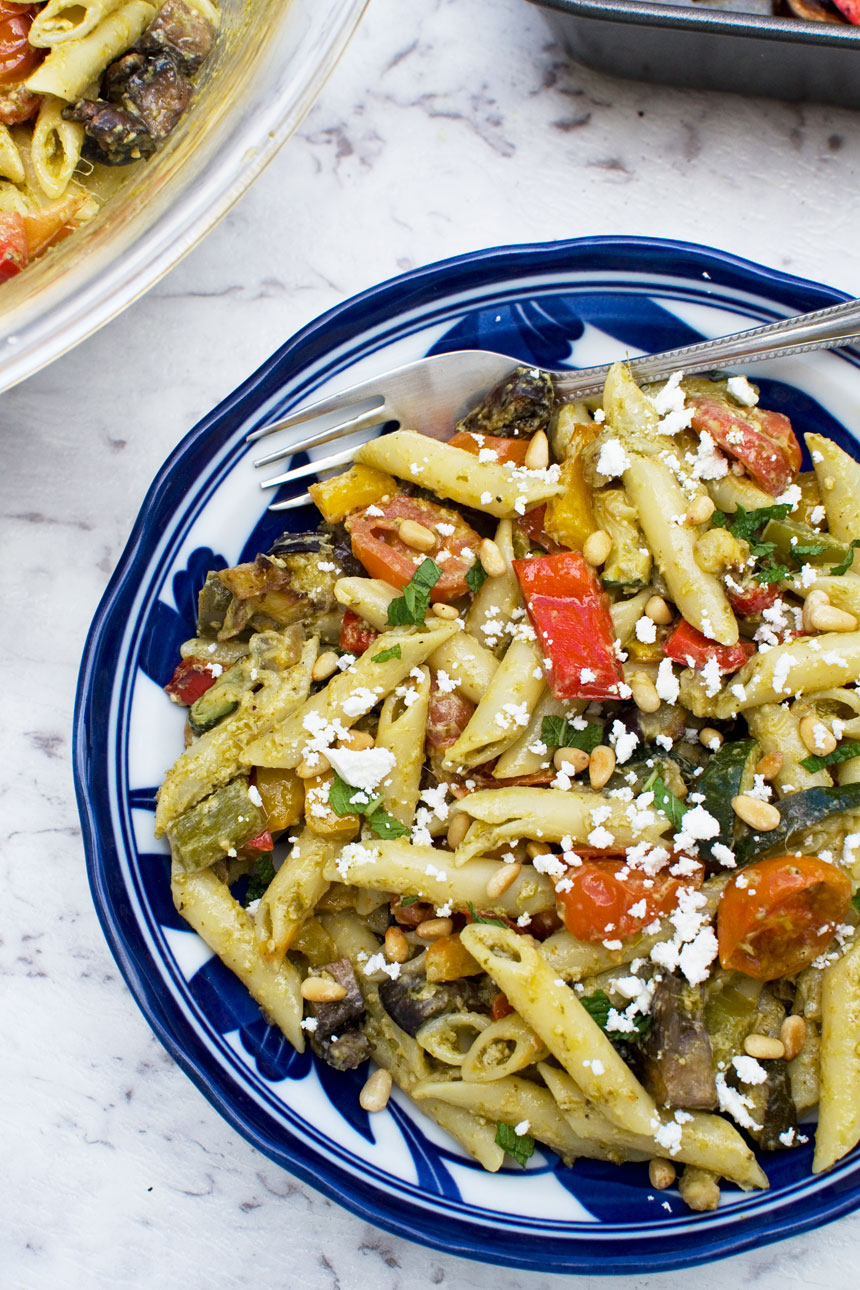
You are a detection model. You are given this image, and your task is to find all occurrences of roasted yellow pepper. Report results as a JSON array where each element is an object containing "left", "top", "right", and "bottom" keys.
[
  {"left": 308, "top": 464, "right": 398, "bottom": 524},
  {"left": 543, "top": 412, "right": 602, "bottom": 550},
  {"left": 254, "top": 766, "right": 304, "bottom": 832}
]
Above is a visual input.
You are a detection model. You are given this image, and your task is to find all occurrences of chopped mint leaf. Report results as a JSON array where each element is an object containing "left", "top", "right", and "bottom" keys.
[
  {"left": 580, "top": 989, "right": 612, "bottom": 1029},
  {"left": 541, "top": 716, "right": 603, "bottom": 753},
  {"left": 645, "top": 771, "right": 687, "bottom": 830},
  {"left": 372, "top": 645, "right": 402, "bottom": 663},
  {"left": 245, "top": 853, "right": 275, "bottom": 904},
  {"left": 365, "top": 808, "right": 410, "bottom": 840},
  {"left": 852, "top": 890, "right": 860, "bottom": 914},
  {"left": 387, "top": 558, "right": 443, "bottom": 625},
  {"left": 466, "top": 901, "right": 508, "bottom": 928},
  {"left": 495, "top": 1121, "right": 535, "bottom": 1168},
  {"left": 329, "top": 773, "right": 380, "bottom": 818},
  {"left": 465, "top": 559, "right": 488, "bottom": 596},
  {"left": 830, "top": 539, "right": 860, "bottom": 577}
]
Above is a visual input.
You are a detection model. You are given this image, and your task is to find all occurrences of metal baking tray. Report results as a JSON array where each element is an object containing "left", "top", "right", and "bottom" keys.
[{"left": 528, "top": 0, "right": 860, "bottom": 108}]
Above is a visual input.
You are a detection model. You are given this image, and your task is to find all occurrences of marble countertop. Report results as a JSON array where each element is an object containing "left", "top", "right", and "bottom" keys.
[{"left": 4, "top": 0, "right": 860, "bottom": 1285}]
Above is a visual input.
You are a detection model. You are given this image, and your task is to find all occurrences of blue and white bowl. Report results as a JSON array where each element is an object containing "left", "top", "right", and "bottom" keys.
[{"left": 74, "top": 236, "right": 860, "bottom": 1274}]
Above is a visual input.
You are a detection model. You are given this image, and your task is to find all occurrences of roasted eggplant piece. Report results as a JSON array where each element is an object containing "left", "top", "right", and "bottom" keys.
[
  {"left": 196, "top": 542, "right": 348, "bottom": 640},
  {"left": 63, "top": 98, "right": 157, "bottom": 165},
  {"left": 739, "top": 1060, "right": 798, "bottom": 1151},
  {"left": 640, "top": 974, "right": 718, "bottom": 1110},
  {"left": 307, "top": 957, "right": 372, "bottom": 1071},
  {"left": 378, "top": 971, "right": 481, "bottom": 1037},
  {"left": 456, "top": 365, "right": 554, "bottom": 440},
  {"left": 103, "top": 50, "right": 193, "bottom": 142},
  {"left": 135, "top": 0, "right": 217, "bottom": 70}
]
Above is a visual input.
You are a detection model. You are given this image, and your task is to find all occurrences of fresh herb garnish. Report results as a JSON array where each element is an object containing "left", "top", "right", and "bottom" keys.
[
  {"left": 495, "top": 1121, "right": 535, "bottom": 1168},
  {"left": 365, "top": 809, "right": 410, "bottom": 840},
  {"left": 712, "top": 504, "right": 792, "bottom": 585},
  {"left": 852, "top": 890, "right": 860, "bottom": 914},
  {"left": 245, "top": 853, "right": 275, "bottom": 904},
  {"left": 386, "top": 558, "right": 443, "bottom": 625},
  {"left": 541, "top": 716, "right": 603, "bottom": 754},
  {"left": 328, "top": 772, "right": 410, "bottom": 839},
  {"left": 793, "top": 542, "right": 829, "bottom": 558},
  {"left": 372, "top": 644, "right": 402, "bottom": 663},
  {"left": 398, "top": 894, "right": 422, "bottom": 907},
  {"left": 800, "top": 740, "right": 860, "bottom": 774},
  {"left": 580, "top": 988, "right": 651, "bottom": 1037},
  {"left": 465, "top": 558, "right": 488, "bottom": 596},
  {"left": 830, "top": 539, "right": 860, "bottom": 577},
  {"left": 467, "top": 901, "right": 508, "bottom": 928},
  {"left": 645, "top": 771, "right": 687, "bottom": 830}
]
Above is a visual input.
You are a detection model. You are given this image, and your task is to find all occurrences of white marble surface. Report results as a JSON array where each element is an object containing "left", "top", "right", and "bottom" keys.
[{"left": 4, "top": 0, "right": 860, "bottom": 1286}]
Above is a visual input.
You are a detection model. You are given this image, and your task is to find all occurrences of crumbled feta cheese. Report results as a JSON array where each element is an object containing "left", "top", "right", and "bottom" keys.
[
  {"left": 609, "top": 719, "right": 639, "bottom": 764},
  {"left": 595, "top": 438, "right": 631, "bottom": 479},
  {"left": 635, "top": 616, "right": 658, "bottom": 644},
  {"left": 247, "top": 785, "right": 263, "bottom": 808},
  {"left": 655, "top": 659, "right": 679, "bottom": 704},
  {"left": 342, "top": 687, "right": 382, "bottom": 718},
  {"left": 325, "top": 745, "right": 396, "bottom": 792},
  {"left": 715, "top": 1071, "right": 761, "bottom": 1132},
  {"left": 726, "top": 375, "right": 758, "bottom": 407},
  {"left": 732, "top": 1055, "right": 768, "bottom": 1085}
]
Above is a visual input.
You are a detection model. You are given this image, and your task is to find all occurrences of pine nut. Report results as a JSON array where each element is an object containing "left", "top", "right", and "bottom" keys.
[
  {"left": 553, "top": 746, "right": 590, "bottom": 775},
  {"left": 399, "top": 518, "right": 437, "bottom": 552},
  {"left": 524, "top": 430, "right": 549, "bottom": 470},
  {"left": 447, "top": 812, "right": 469, "bottom": 850},
  {"left": 479, "top": 538, "right": 507, "bottom": 579},
  {"left": 301, "top": 977, "right": 347, "bottom": 1003},
  {"left": 732, "top": 795, "right": 781, "bottom": 831},
  {"left": 416, "top": 917, "right": 453, "bottom": 941},
  {"left": 630, "top": 672, "right": 661, "bottom": 714},
  {"left": 799, "top": 715, "right": 837, "bottom": 757},
  {"left": 743, "top": 1033, "right": 785, "bottom": 1060},
  {"left": 645, "top": 595, "right": 673, "bottom": 626},
  {"left": 700, "top": 727, "right": 723, "bottom": 750},
  {"left": 801, "top": 589, "right": 830, "bottom": 634},
  {"left": 649, "top": 1158, "right": 676, "bottom": 1190},
  {"left": 780, "top": 1014, "right": 807, "bottom": 1062},
  {"left": 296, "top": 752, "right": 330, "bottom": 778},
  {"left": 384, "top": 925, "right": 410, "bottom": 963},
  {"left": 312, "top": 650, "right": 340, "bottom": 682},
  {"left": 756, "top": 751, "right": 783, "bottom": 780},
  {"left": 808, "top": 604, "right": 858, "bottom": 633},
  {"left": 432, "top": 602, "right": 459, "bottom": 619},
  {"left": 686, "top": 495, "right": 716, "bottom": 525},
  {"left": 339, "top": 729, "right": 375, "bottom": 751},
  {"left": 526, "top": 841, "right": 551, "bottom": 859},
  {"left": 487, "top": 862, "right": 522, "bottom": 899},
  {"left": 359, "top": 1067, "right": 393, "bottom": 1112},
  {"left": 589, "top": 745, "right": 616, "bottom": 790},
  {"left": 582, "top": 529, "right": 613, "bottom": 567}
]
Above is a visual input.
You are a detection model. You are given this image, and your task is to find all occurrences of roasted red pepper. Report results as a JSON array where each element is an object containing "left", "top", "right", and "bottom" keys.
[
  {"left": 726, "top": 578, "right": 780, "bottom": 618},
  {"left": 664, "top": 619, "right": 755, "bottom": 674},
  {"left": 164, "top": 656, "right": 221, "bottom": 706},
  {"left": 689, "top": 396, "right": 801, "bottom": 496},
  {"left": 240, "top": 829, "right": 274, "bottom": 858},
  {"left": 447, "top": 431, "right": 530, "bottom": 466},
  {"left": 339, "top": 609, "right": 379, "bottom": 655},
  {"left": 513, "top": 551, "right": 623, "bottom": 700}
]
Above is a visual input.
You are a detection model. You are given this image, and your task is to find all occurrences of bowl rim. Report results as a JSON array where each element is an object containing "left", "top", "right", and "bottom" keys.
[
  {"left": 74, "top": 234, "right": 860, "bottom": 1274},
  {"left": 0, "top": 0, "right": 369, "bottom": 396}
]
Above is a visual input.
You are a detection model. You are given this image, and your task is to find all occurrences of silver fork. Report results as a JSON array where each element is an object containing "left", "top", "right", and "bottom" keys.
[{"left": 248, "top": 296, "right": 860, "bottom": 512}]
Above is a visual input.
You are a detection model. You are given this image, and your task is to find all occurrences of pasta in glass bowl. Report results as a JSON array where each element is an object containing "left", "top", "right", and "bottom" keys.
[
  {"left": 75, "top": 236, "right": 860, "bottom": 1274},
  {"left": 0, "top": 0, "right": 367, "bottom": 393}
]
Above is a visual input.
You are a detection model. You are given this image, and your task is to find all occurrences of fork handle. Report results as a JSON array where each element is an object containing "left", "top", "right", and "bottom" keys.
[{"left": 553, "top": 296, "right": 860, "bottom": 399}]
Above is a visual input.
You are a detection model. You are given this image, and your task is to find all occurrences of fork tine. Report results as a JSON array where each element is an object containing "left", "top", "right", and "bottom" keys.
[
  {"left": 259, "top": 445, "right": 357, "bottom": 490},
  {"left": 252, "top": 405, "right": 392, "bottom": 469},
  {"left": 245, "top": 383, "right": 384, "bottom": 444},
  {"left": 268, "top": 491, "right": 312, "bottom": 513}
]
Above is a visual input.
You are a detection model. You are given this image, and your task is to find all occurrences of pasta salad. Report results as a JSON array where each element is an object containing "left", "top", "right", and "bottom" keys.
[
  {"left": 0, "top": 0, "right": 217, "bottom": 280},
  {"left": 157, "top": 360, "right": 860, "bottom": 1208}
]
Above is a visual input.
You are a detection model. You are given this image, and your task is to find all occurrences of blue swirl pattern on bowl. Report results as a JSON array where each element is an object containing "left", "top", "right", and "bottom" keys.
[{"left": 74, "top": 237, "right": 860, "bottom": 1273}]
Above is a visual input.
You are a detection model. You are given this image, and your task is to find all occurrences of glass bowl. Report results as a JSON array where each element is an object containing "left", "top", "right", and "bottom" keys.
[{"left": 0, "top": 0, "right": 368, "bottom": 394}]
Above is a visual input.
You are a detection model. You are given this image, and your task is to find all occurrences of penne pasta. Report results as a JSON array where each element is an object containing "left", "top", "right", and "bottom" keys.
[
  {"left": 31, "top": 95, "right": 85, "bottom": 199},
  {"left": 30, "top": 0, "right": 128, "bottom": 47},
  {"left": 355, "top": 430, "right": 564, "bottom": 519},
  {"left": 442, "top": 640, "right": 546, "bottom": 772},
  {"left": 717, "top": 631, "right": 860, "bottom": 716},
  {"left": 27, "top": 1, "right": 157, "bottom": 101},
  {"left": 814, "top": 936, "right": 860, "bottom": 1173},
  {"left": 255, "top": 829, "right": 336, "bottom": 961},
  {"left": 376, "top": 665, "right": 431, "bottom": 824}
]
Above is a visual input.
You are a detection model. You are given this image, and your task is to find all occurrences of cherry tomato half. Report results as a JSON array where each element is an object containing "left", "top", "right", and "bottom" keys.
[
  {"left": 689, "top": 396, "right": 801, "bottom": 497},
  {"left": 338, "top": 609, "right": 379, "bottom": 655},
  {"left": 347, "top": 495, "right": 482, "bottom": 601},
  {"left": 0, "top": 210, "right": 27, "bottom": 280},
  {"left": 717, "top": 854, "right": 852, "bottom": 980},
  {"left": 0, "top": 5, "right": 42, "bottom": 86},
  {"left": 556, "top": 851, "right": 704, "bottom": 943}
]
